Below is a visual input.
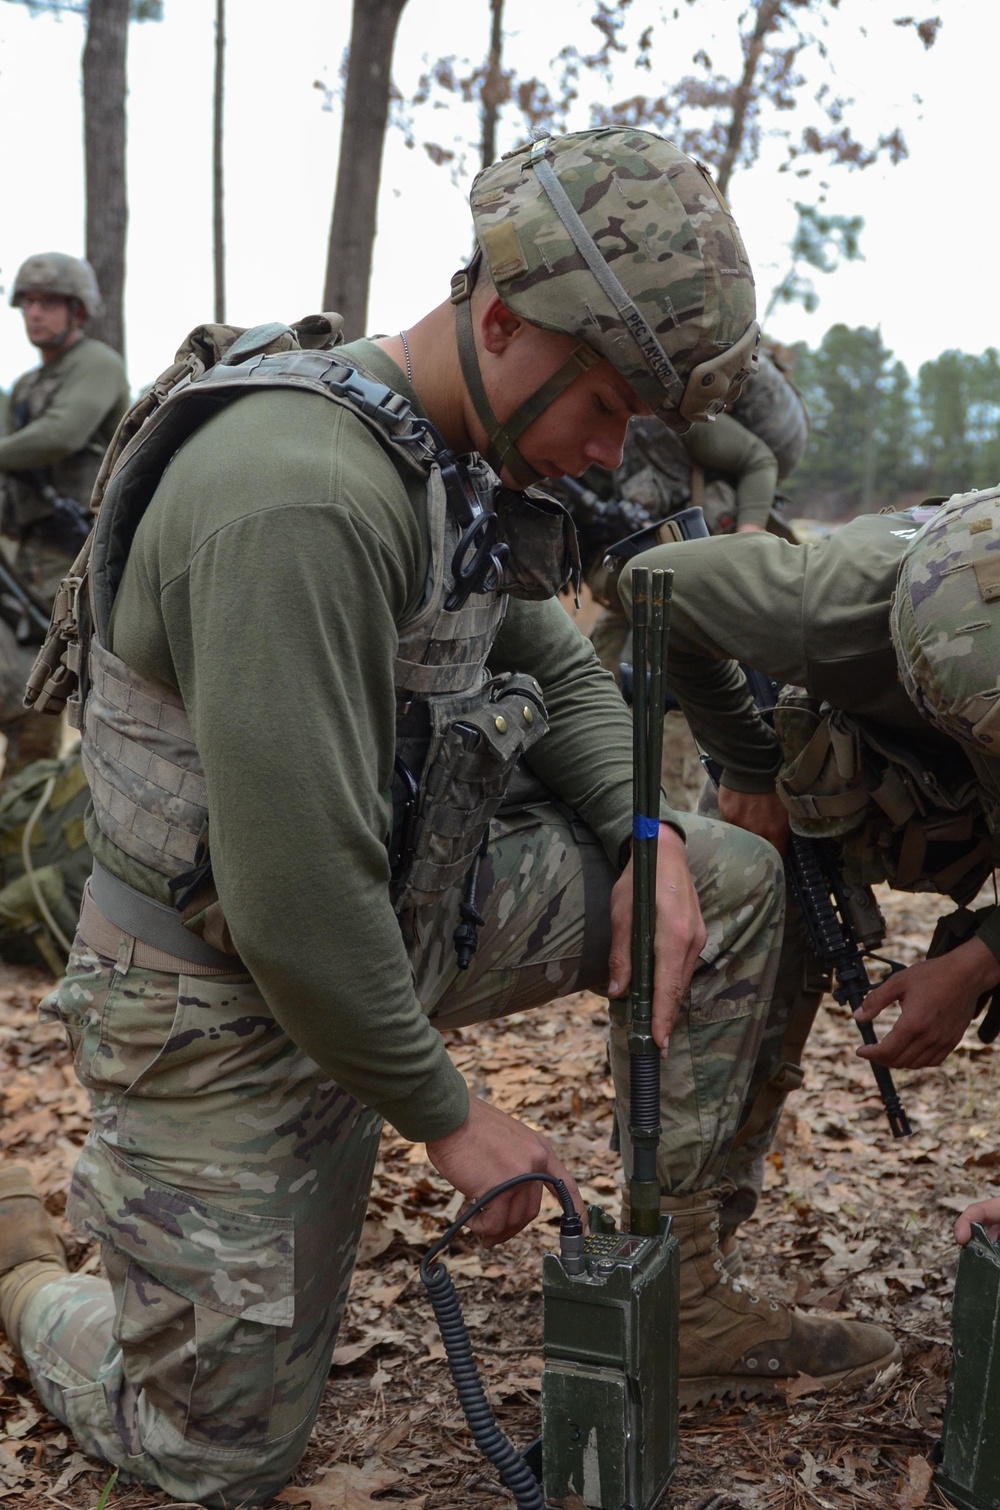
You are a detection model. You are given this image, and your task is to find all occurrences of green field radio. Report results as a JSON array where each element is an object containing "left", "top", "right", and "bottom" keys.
[{"left": 934, "top": 1222, "right": 1000, "bottom": 1510}]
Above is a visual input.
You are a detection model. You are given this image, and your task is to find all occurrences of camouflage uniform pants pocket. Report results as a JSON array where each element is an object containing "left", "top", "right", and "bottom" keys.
[
  {"left": 70, "top": 1138, "right": 294, "bottom": 1456},
  {"left": 43, "top": 941, "right": 187, "bottom": 1099}
]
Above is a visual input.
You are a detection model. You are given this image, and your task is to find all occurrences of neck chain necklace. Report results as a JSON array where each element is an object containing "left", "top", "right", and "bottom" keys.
[{"left": 399, "top": 329, "right": 413, "bottom": 385}]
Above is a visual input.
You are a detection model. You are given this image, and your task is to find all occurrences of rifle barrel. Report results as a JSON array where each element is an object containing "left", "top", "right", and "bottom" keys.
[{"left": 787, "top": 835, "right": 911, "bottom": 1138}]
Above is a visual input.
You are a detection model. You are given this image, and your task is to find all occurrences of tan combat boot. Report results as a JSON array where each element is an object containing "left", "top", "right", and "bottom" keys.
[
  {"left": 0, "top": 1166, "right": 68, "bottom": 1353},
  {"left": 663, "top": 1189, "right": 901, "bottom": 1407}
]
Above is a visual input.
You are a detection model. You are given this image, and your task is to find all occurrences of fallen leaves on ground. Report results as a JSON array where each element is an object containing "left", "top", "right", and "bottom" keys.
[
  {"left": 0, "top": 884, "right": 992, "bottom": 1507},
  {"left": 275, "top": 1459, "right": 413, "bottom": 1508}
]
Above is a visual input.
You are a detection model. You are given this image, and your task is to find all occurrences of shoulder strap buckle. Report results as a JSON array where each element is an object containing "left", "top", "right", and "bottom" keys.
[{"left": 323, "top": 365, "right": 413, "bottom": 432}]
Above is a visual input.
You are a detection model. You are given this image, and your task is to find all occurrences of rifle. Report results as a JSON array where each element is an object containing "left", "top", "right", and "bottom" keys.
[
  {"left": 0, "top": 554, "right": 53, "bottom": 643},
  {"left": 705, "top": 667, "right": 913, "bottom": 1140},
  {"left": 550, "top": 474, "right": 654, "bottom": 577},
  {"left": 21, "top": 474, "right": 94, "bottom": 553}
]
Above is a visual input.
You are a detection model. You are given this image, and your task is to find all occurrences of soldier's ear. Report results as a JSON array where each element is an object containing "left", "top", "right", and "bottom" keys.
[{"left": 479, "top": 294, "right": 523, "bottom": 357}]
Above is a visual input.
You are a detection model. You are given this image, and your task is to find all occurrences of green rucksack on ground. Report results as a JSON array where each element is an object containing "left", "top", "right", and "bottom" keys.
[{"left": 0, "top": 750, "right": 90, "bottom": 973}]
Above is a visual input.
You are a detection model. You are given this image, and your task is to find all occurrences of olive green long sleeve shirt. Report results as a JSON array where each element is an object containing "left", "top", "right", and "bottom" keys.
[
  {"left": 682, "top": 412, "right": 779, "bottom": 529},
  {"left": 95, "top": 341, "right": 644, "bottom": 1143},
  {"left": 619, "top": 512, "right": 1000, "bottom": 958},
  {"left": 0, "top": 336, "right": 129, "bottom": 471}
]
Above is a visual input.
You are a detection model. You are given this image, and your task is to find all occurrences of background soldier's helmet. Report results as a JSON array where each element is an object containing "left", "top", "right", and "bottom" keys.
[
  {"left": 9, "top": 253, "right": 103, "bottom": 319},
  {"left": 467, "top": 128, "right": 760, "bottom": 427},
  {"left": 891, "top": 487, "right": 1000, "bottom": 807}
]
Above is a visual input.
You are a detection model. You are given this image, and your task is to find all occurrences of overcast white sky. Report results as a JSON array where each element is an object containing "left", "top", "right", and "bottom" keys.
[{"left": 1, "top": 0, "right": 997, "bottom": 393}]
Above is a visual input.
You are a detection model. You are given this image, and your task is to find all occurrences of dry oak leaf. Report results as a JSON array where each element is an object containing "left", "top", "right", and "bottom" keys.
[
  {"left": 782, "top": 1371, "right": 827, "bottom": 1402},
  {"left": 896, "top": 1454, "right": 933, "bottom": 1508},
  {"left": 276, "top": 1460, "right": 405, "bottom": 1508}
]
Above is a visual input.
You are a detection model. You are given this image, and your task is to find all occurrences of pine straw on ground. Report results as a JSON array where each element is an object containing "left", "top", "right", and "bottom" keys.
[{"left": 0, "top": 886, "right": 996, "bottom": 1509}]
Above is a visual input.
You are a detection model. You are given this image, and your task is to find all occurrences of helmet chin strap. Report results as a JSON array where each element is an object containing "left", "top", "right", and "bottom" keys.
[{"left": 450, "top": 260, "right": 598, "bottom": 489}]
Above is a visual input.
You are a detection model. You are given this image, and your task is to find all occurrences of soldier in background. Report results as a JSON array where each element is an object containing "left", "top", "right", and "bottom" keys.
[
  {"left": 579, "top": 346, "right": 810, "bottom": 809},
  {"left": 0, "top": 253, "right": 129, "bottom": 772}
]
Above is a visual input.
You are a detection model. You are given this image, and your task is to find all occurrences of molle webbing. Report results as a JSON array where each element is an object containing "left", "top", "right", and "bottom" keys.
[
  {"left": 775, "top": 692, "right": 994, "bottom": 901},
  {"left": 81, "top": 639, "right": 207, "bottom": 878},
  {"left": 394, "top": 465, "right": 507, "bottom": 699}
]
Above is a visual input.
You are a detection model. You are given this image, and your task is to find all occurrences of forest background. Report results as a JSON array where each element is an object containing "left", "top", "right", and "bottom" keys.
[{"left": 0, "top": 0, "right": 997, "bottom": 517}]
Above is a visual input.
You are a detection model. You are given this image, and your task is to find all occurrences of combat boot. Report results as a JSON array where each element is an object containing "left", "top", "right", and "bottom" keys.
[
  {"left": 0, "top": 1166, "right": 67, "bottom": 1353},
  {"left": 663, "top": 1189, "right": 900, "bottom": 1407},
  {"left": 719, "top": 1228, "right": 745, "bottom": 1280}
]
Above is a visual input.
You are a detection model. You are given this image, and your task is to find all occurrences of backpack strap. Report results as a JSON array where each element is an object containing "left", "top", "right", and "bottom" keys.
[{"left": 22, "top": 322, "right": 437, "bottom": 721}]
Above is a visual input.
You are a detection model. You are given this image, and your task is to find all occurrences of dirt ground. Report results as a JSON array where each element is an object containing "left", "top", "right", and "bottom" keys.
[{"left": 0, "top": 884, "right": 996, "bottom": 1510}]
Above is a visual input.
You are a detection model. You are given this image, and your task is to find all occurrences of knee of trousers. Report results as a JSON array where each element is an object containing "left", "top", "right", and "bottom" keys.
[
  {"left": 127, "top": 1402, "right": 320, "bottom": 1510},
  {"left": 688, "top": 814, "right": 785, "bottom": 942}
]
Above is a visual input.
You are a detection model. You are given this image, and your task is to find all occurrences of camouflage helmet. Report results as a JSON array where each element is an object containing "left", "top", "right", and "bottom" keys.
[
  {"left": 10, "top": 252, "right": 102, "bottom": 318},
  {"left": 451, "top": 128, "right": 759, "bottom": 485},
  {"left": 890, "top": 486, "right": 1000, "bottom": 805}
]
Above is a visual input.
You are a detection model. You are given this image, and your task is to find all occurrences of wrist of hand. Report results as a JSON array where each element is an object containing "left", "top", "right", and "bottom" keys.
[{"left": 959, "top": 936, "right": 1000, "bottom": 994}]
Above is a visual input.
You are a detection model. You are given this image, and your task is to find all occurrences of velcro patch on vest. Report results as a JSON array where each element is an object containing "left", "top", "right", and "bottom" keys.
[
  {"left": 480, "top": 221, "right": 528, "bottom": 281},
  {"left": 973, "top": 555, "right": 1000, "bottom": 603},
  {"left": 472, "top": 187, "right": 507, "bottom": 208}
]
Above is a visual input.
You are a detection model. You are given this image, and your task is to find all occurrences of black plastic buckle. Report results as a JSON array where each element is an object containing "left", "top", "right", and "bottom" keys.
[{"left": 324, "top": 368, "right": 412, "bottom": 431}]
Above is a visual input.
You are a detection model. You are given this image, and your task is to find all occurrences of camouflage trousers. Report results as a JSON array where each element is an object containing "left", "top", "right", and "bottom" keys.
[{"left": 18, "top": 799, "right": 782, "bottom": 1506}]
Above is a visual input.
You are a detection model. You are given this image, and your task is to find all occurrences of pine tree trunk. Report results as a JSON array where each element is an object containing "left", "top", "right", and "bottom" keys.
[
  {"left": 213, "top": 0, "right": 226, "bottom": 322},
  {"left": 323, "top": 0, "right": 408, "bottom": 339},
  {"left": 82, "top": 0, "right": 130, "bottom": 356}
]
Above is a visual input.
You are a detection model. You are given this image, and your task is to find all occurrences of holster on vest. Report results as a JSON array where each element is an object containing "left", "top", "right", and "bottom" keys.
[{"left": 392, "top": 673, "right": 548, "bottom": 913}]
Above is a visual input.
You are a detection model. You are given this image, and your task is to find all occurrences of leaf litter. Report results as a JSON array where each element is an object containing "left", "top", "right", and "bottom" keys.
[{"left": 0, "top": 885, "right": 990, "bottom": 1508}]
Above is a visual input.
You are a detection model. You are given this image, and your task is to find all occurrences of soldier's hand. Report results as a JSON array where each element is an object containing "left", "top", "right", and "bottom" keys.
[
  {"left": 855, "top": 938, "right": 1000, "bottom": 1068},
  {"left": 955, "top": 1197, "right": 1000, "bottom": 1246},
  {"left": 608, "top": 822, "right": 706, "bottom": 1051},
  {"left": 718, "top": 786, "right": 788, "bottom": 855},
  {"left": 425, "top": 1095, "right": 584, "bottom": 1247}
]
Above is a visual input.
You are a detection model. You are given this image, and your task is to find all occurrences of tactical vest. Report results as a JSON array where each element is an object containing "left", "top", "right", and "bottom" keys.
[
  {"left": 1, "top": 343, "right": 114, "bottom": 531},
  {"left": 26, "top": 319, "right": 578, "bottom": 953},
  {"left": 773, "top": 687, "right": 997, "bottom": 906}
]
